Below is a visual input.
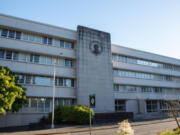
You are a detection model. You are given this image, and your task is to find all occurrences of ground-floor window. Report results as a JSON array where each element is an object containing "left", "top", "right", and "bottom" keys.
[
  {"left": 115, "top": 100, "right": 126, "bottom": 112},
  {"left": 160, "top": 100, "right": 170, "bottom": 111},
  {"left": 146, "top": 100, "right": 158, "bottom": 112},
  {"left": 19, "top": 97, "right": 75, "bottom": 113}
]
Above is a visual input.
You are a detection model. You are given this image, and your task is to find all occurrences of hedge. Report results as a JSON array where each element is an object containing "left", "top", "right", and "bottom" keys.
[{"left": 40, "top": 105, "right": 94, "bottom": 125}]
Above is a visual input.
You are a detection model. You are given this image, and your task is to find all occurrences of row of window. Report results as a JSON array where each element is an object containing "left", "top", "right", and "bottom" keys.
[
  {"left": 0, "top": 28, "right": 74, "bottom": 49},
  {"left": 114, "top": 99, "right": 180, "bottom": 112},
  {"left": 0, "top": 49, "right": 73, "bottom": 67},
  {"left": 112, "top": 54, "right": 180, "bottom": 72},
  {"left": 113, "top": 69, "right": 180, "bottom": 82},
  {"left": 19, "top": 98, "right": 74, "bottom": 113},
  {"left": 159, "top": 100, "right": 180, "bottom": 111},
  {"left": 17, "top": 74, "right": 74, "bottom": 87},
  {"left": 115, "top": 100, "right": 159, "bottom": 113},
  {"left": 114, "top": 85, "right": 163, "bottom": 93}
]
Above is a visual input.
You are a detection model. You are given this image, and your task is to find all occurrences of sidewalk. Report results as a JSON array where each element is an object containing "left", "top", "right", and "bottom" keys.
[{"left": 0, "top": 118, "right": 178, "bottom": 135}]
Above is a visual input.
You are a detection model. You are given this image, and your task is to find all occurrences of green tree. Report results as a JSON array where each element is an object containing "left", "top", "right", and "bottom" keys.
[{"left": 0, "top": 66, "right": 26, "bottom": 114}]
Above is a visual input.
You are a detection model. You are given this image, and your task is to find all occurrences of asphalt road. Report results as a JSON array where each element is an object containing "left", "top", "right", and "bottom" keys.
[{"left": 56, "top": 121, "right": 177, "bottom": 135}]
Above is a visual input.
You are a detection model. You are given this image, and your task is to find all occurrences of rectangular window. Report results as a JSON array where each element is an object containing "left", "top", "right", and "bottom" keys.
[
  {"left": 60, "top": 40, "right": 64, "bottom": 48},
  {"left": 112, "top": 55, "right": 118, "bottom": 61},
  {"left": 65, "top": 59, "right": 72, "bottom": 67},
  {"left": 37, "top": 98, "right": 45, "bottom": 112},
  {"left": 25, "top": 75, "right": 32, "bottom": 84},
  {"left": 48, "top": 38, "right": 52, "bottom": 45},
  {"left": 16, "top": 31, "right": 21, "bottom": 39},
  {"left": 39, "top": 56, "right": 46, "bottom": 64},
  {"left": 0, "top": 49, "right": 5, "bottom": 58},
  {"left": 114, "top": 85, "right": 119, "bottom": 91},
  {"left": 29, "top": 34, "right": 35, "bottom": 42},
  {"left": 46, "top": 57, "right": 52, "bottom": 65},
  {"left": 31, "top": 98, "right": 38, "bottom": 112},
  {"left": 30, "top": 54, "right": 40, "bottom": 63},
  {"left": 8, "top": 30, "right": 15, "bottom": 38},
  {"left": 34, "top": 55, "right": 40, "bottom": 63},
  {"left": 1, "top": 29, "right": 8, "bottom": 37},
  {"left": 34, "top": 76, "right": 51, "bottom": 86},
  {"left": 115, "top": 100, "right": 126, "bottom": 112},
  {"left": 30, "top": 54, "right": 33, "bottom": 62},
  {"left": 43, "top": 37, "right": 47, "bottom": 44},
  {"left": 22, "top": 33, "right": 29, "bottom": 41},
  {"left": 56, "top": 58, "right": 64, "bottom": 66},
  {"left": 6, "top": 51, "right": 12, "bottom": 60},
  {"left": 146, "top": 100, "right": 158, "bottom": 112},
  {"left": 35, "top": 36, "right": 42, "bottom": 43},
  {"left": 13, "top": 52, "right": 18, "bottom": 60},
  {"left": 59, "top": 78, "right": 64, "bottom": 86},
  {"left": 54, "top": 39, "right": 60, "bottom": 47},
  {"left": 65, "top": 79, "right": 72, "bottom": 87},
  {"left": 18, "top": 75, "right": 25, "bottom": 83},
  {"left": 45, "top": 98, "right": 50, "bottom": 112},
  {"left": 64, "top": 41, "right": 73, "bottom": 49}
]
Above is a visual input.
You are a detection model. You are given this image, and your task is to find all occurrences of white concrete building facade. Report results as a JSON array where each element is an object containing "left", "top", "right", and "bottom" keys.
[{"left": 0, "top": 14, "right": 180, "bottom": 127}]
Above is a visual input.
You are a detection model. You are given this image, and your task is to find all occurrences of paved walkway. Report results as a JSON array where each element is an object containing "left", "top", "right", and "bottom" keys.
[{"left": 0, "top": 118, "right": 179, "bottom": 135}]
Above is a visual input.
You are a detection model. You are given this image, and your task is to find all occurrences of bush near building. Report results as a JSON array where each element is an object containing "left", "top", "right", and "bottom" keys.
[
  {"left": 40, "top": 105, "right": 94, "bottom": 125},
  {"left": 159, "top": 129, "right": 180, "bottom": 135}
]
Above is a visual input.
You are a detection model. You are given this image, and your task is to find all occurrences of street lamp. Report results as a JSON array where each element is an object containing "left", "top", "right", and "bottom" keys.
[{"left": 51, "top": 59, "right": 56, "bottom": 128}]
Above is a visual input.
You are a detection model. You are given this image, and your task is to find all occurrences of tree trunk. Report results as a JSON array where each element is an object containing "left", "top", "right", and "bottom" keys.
[{"left": 172, "top": 110, "right": 180, "bottom": 129}]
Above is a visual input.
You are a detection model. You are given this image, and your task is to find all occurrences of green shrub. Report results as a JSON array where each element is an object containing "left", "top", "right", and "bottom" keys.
[
  {"left": 160, "top": 129, "right": 180, "bottom": 135},
  {"left": 42, "top": 105, "right": 94, "bottom": 125}
]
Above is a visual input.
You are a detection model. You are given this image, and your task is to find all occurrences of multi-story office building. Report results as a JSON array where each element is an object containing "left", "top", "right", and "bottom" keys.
[{"left": 0, "top": 14, "right": 180, "bottom": 127}]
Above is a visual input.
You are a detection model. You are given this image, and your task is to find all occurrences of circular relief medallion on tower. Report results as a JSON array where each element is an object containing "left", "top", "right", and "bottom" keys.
[{"left": 89, "top": 41, "right": 103, "bottom": 55}]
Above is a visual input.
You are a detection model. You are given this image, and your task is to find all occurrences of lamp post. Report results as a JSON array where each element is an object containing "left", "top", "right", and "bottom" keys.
[{"left": 51, "top": 59, "right": 56, "bottom": 128}]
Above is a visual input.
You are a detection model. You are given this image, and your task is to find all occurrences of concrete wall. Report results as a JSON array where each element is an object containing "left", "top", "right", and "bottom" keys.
[
  {"left": 0, "top": 59, "right": 75, "bottom": 78},
  {"left": 126, "top": 100, "right": 138, "bottom": 114},
  {"left": 0, "top": 113, "right": 48, "bottom": 128},
  {"left": 0, "top": 37, "right": 76, "bottom": 59},
  {"left": 0, "top": 14, "right": 77, "bottom": 41},
  {"left": 114, "top": 76, "right": 180, "bottom": 88},
  {"left": 113, "top": 61, "right": 180, "bottom": 77},
  {"left": 112, "top": 44, "right": 180, "bottom": 66},
  {"left": 76, "top": 26, "right": 114, "bottom": 113},
  {"left": 25, "top": 85, "right": 76, "bottom": 98}
]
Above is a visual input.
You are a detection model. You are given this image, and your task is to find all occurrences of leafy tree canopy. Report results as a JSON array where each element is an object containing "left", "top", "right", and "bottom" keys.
[{"left": 0, "top": 66, "right": 26, "bottom": 114}]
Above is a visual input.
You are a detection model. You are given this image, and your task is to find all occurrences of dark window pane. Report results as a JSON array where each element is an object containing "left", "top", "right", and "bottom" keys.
[
  {"left": 65, "top": 42, "right": 73, "bottom": 49},
  {"left": 6, "top": 51, "right": 12, "bottom": 59},
  {"left": 1, "top": 29, "right": 8, "bottom": 37},
  {"left": 25, "top": 75, "right": 32, "bottom": 84},
  {"left": 30, "top": 55, "right": 33, "bottom": 62},
  {"left": 65, "top": 59, "right": 72, "bottom": 67},
  {"left": 34, "top": 55, "right": 40, "bottom": 63},
  {"left": 13, "top": 52, "right": 18, "bottom": 60},
  {"left": 60, "top": 40, "right": 64, "bottom": 47},
  {"left": 48, "top": 38, "right": 52, "bottom": 45},
  {"left": 43, "top": 37, "right": 47, "bottom": 44},
  {"left": 58, "top": 78, "right": 64, "bottom": 86},
  {"left": 55, "top": 78, "right": 58, "bottom": 86},
  {"left": 16, "top": 31, "right": 21, "bottom": 39},
  {"left": 8, "top": 30, "right": 15, "bottom": 38},
  {"left": 0, "top": 49, "right": 5, "bottom": 58},
  {"left": 71, "top": 79, "right": 74, "bottom": 87}
]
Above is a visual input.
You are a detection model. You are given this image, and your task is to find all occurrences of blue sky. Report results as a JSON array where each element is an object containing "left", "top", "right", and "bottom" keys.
[{"left": 1, "top": 0, "right": 180, "bottom": 59}]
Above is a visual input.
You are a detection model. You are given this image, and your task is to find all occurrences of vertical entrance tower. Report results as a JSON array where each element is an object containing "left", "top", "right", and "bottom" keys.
[{"left": 76, "top": 26, "right": 114, "bottom": 113}]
